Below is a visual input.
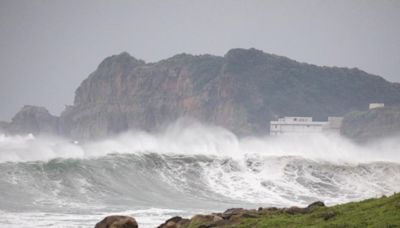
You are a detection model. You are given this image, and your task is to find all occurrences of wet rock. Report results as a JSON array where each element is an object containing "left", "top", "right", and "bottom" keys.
[
  {"left": 158, "top": 216, "right": 190, "bottom": 228},
  {"left": 307, "top": 201, "right": 325, "bottom": 210},
  {"left": 257, "top": 207, "right": 282, "bottom": 216},
  {"left": 191, "top": 214, "right": 219, "bottom": 223},
  {"left": 176, "top": 219, "right": 190, "bottom": 228},
  {"left": 284, "top": 202, "right": 325, "bottom": 215},
  {"left": 221, "top": 208, "right": 245, "bottom": 219},
  {"left": 157, "top": 216, "right": 181, "bottom": 228},
  {"left": 284, "top": 206, "right": 309, "bottom": 215},
  {"left": 95, "top": 215, "right": 138, "bottom": 228},
  {"left": 159, "top": 202, "right": 331, "bottom": 228}
]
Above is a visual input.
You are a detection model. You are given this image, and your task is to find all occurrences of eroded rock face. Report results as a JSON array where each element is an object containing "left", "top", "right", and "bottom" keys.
[
  {"left": 5, "top": 49, "right": 400, "bottom": 140},
  {"left": 7, "top": 105, "right": 59, "bottom": 135},
  {"left": 57, "top": 48, "right": 400, "bottom": 140},
  {"left": 95, "top": 215, "right": 138, "bottom": 228}
]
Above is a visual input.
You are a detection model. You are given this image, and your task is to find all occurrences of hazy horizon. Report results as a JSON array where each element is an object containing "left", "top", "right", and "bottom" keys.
[{"left": 1, "top": 0, "right": 400, "bottom": 121}]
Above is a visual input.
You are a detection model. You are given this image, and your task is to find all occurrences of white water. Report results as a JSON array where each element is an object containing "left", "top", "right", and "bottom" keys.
[
  {"left": 1, "top": 121, "right": 399, "bottom": 163},
  {"left": 0, "top": 121, "right": 399, "bottom": 227}
]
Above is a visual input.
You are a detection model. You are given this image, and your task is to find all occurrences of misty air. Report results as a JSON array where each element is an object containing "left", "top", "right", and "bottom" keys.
[{"left": 0, "top": 1, "right": 400, "bottom": 227}]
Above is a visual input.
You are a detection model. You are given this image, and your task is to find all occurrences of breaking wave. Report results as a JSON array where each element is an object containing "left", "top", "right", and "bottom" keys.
[{"left": 1, "top": 121, "right": 400, "bottom": 227}]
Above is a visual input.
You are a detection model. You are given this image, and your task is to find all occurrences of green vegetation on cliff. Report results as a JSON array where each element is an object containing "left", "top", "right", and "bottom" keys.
[
  {"left": 4, "top": 48, "right": 400, "bottom": 140},
  {"left": 341, "top": 106, "right": 400, "bottom": 142}
]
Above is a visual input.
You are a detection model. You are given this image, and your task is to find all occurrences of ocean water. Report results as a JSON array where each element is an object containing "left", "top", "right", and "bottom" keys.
[{"left": 1, "top": 122, "right": 399, "bottom": 227}]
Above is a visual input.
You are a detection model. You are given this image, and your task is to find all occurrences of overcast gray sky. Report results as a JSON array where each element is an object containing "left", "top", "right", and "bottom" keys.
[{"left": 0, "top": 0, "right": 399, "bottom": 121}]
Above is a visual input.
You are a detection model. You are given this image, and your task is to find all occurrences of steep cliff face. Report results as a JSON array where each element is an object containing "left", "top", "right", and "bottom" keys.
[
  {"left": 6, "top": 105, "right": 59, "bottom": 135},
  {"left": 58, "top": 48, "right": 400, "bottom": 140},
  {"left": 341, "top": 106, "right": 400, "bottom": 142},
  {"left": 59, "top": 52, "right": 227, "bottom": 139}
]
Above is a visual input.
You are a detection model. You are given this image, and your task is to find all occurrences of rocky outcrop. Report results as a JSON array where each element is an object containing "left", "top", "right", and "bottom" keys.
[
  {"left": 59, "top": 52, "right": 227, "bottom": 139},
  {"left": 5, "top": 105, "right": 59, "bottom": 135},
  {"left": 95, "top": 215, "right": 138, "bottom": 228},
  {"left": 157, "top": 216, "right": 189, "bottom": 228},
  {"left": 158, "top": 201, "right": 326, "bottom": 228},
  {"left": 5, "top": 48, "right": 400, "bottom": 140},
  {"left": 57, "top": 48, "right": 400, "bottom": 140},
  {"left": 341, "top": 105, "right": 400, "bottom": 142}
]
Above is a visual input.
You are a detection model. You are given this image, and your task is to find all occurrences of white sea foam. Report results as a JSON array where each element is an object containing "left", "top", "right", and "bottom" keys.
[
  {"left": 1, "top": 121, "right": 400, "bottom": 227},
  {"left": 0, "top": 208, "right": 193, "bottom": 228},
  {"left": 0, "top": 120, "right": 399, "bottom": 163}
]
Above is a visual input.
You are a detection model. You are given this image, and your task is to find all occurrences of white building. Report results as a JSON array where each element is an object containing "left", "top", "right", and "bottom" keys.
[
  {"left": 369, "top": 103, "right": 384, "bottom": 110},
  {"left": 270, "top": 116, "right": 343, "bottom": 136}
]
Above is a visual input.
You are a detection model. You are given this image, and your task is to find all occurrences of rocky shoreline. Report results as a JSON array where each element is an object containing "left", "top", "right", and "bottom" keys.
[
  {"left": 157, "top": 201, "right": 327, "bottom": 228},
  {"left": 94, "top": 201, "right": 327, "bottom": 228},
  {"left": 94, "top": 193, "right": 400, "bottom": 228}
]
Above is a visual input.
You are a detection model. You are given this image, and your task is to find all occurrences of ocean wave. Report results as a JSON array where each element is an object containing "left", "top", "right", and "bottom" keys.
[
  {"left": 0, "top": 121, "right": 399, "bottom": 163},
  {"left": 1, "top": 122, "right": 399, "bottom": 221}
]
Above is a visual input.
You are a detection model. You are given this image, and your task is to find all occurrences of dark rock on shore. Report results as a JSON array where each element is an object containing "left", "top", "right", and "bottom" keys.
[
  {"left": 220, "top": 208, "right": 244, "bottom": 220},
  {"left": 157, "top": 216, "right": 190, "bottom": 228},
  {"left": 95, "top": 215, "right": 138, "bottom": 228},
  {"left": 307, "top": 201, "right": 325, "bottom": 209},
  {"left": 158, "top": 201, "right": 325, "bottom": 228},
  {"left": 284, "top": 206, "right": 309, "bottom": 214},
  {"left": 284, "top": 201, "right": 325, "bottom": 215}
]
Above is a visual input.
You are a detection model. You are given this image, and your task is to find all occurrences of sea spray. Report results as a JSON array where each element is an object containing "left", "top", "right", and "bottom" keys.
[
  {"left": 0, "top": 120, "right": 399, "bottom": 163},
  {"left": 0, "top": 121, "right": 399, "bottom": 227}
]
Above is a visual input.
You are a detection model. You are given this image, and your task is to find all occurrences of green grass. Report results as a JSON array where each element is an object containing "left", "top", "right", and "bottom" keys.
[{"left": 229, "top": 193, "right": 400, "bottom": 228}]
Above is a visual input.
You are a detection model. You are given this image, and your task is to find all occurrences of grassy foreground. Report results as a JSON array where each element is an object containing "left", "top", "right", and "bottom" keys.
[
  {"left": 175, "top": 193, "right": 400, "bottom": 228},
  {"left": 231, "top": 194, "right": 400, "bottom": 228}
]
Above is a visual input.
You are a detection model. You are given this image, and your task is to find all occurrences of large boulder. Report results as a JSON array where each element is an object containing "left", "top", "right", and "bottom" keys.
[
  {"left": 157, "top": 216, "right": 190, "bottom": 228},
  {"left": 95, "top": 215, "right": 138, "bottom": 228}
]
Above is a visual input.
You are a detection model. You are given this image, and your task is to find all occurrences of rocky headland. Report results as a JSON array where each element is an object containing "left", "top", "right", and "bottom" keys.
[{"left": 2, "top": 48, "right": 400, "bottom": 141}]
